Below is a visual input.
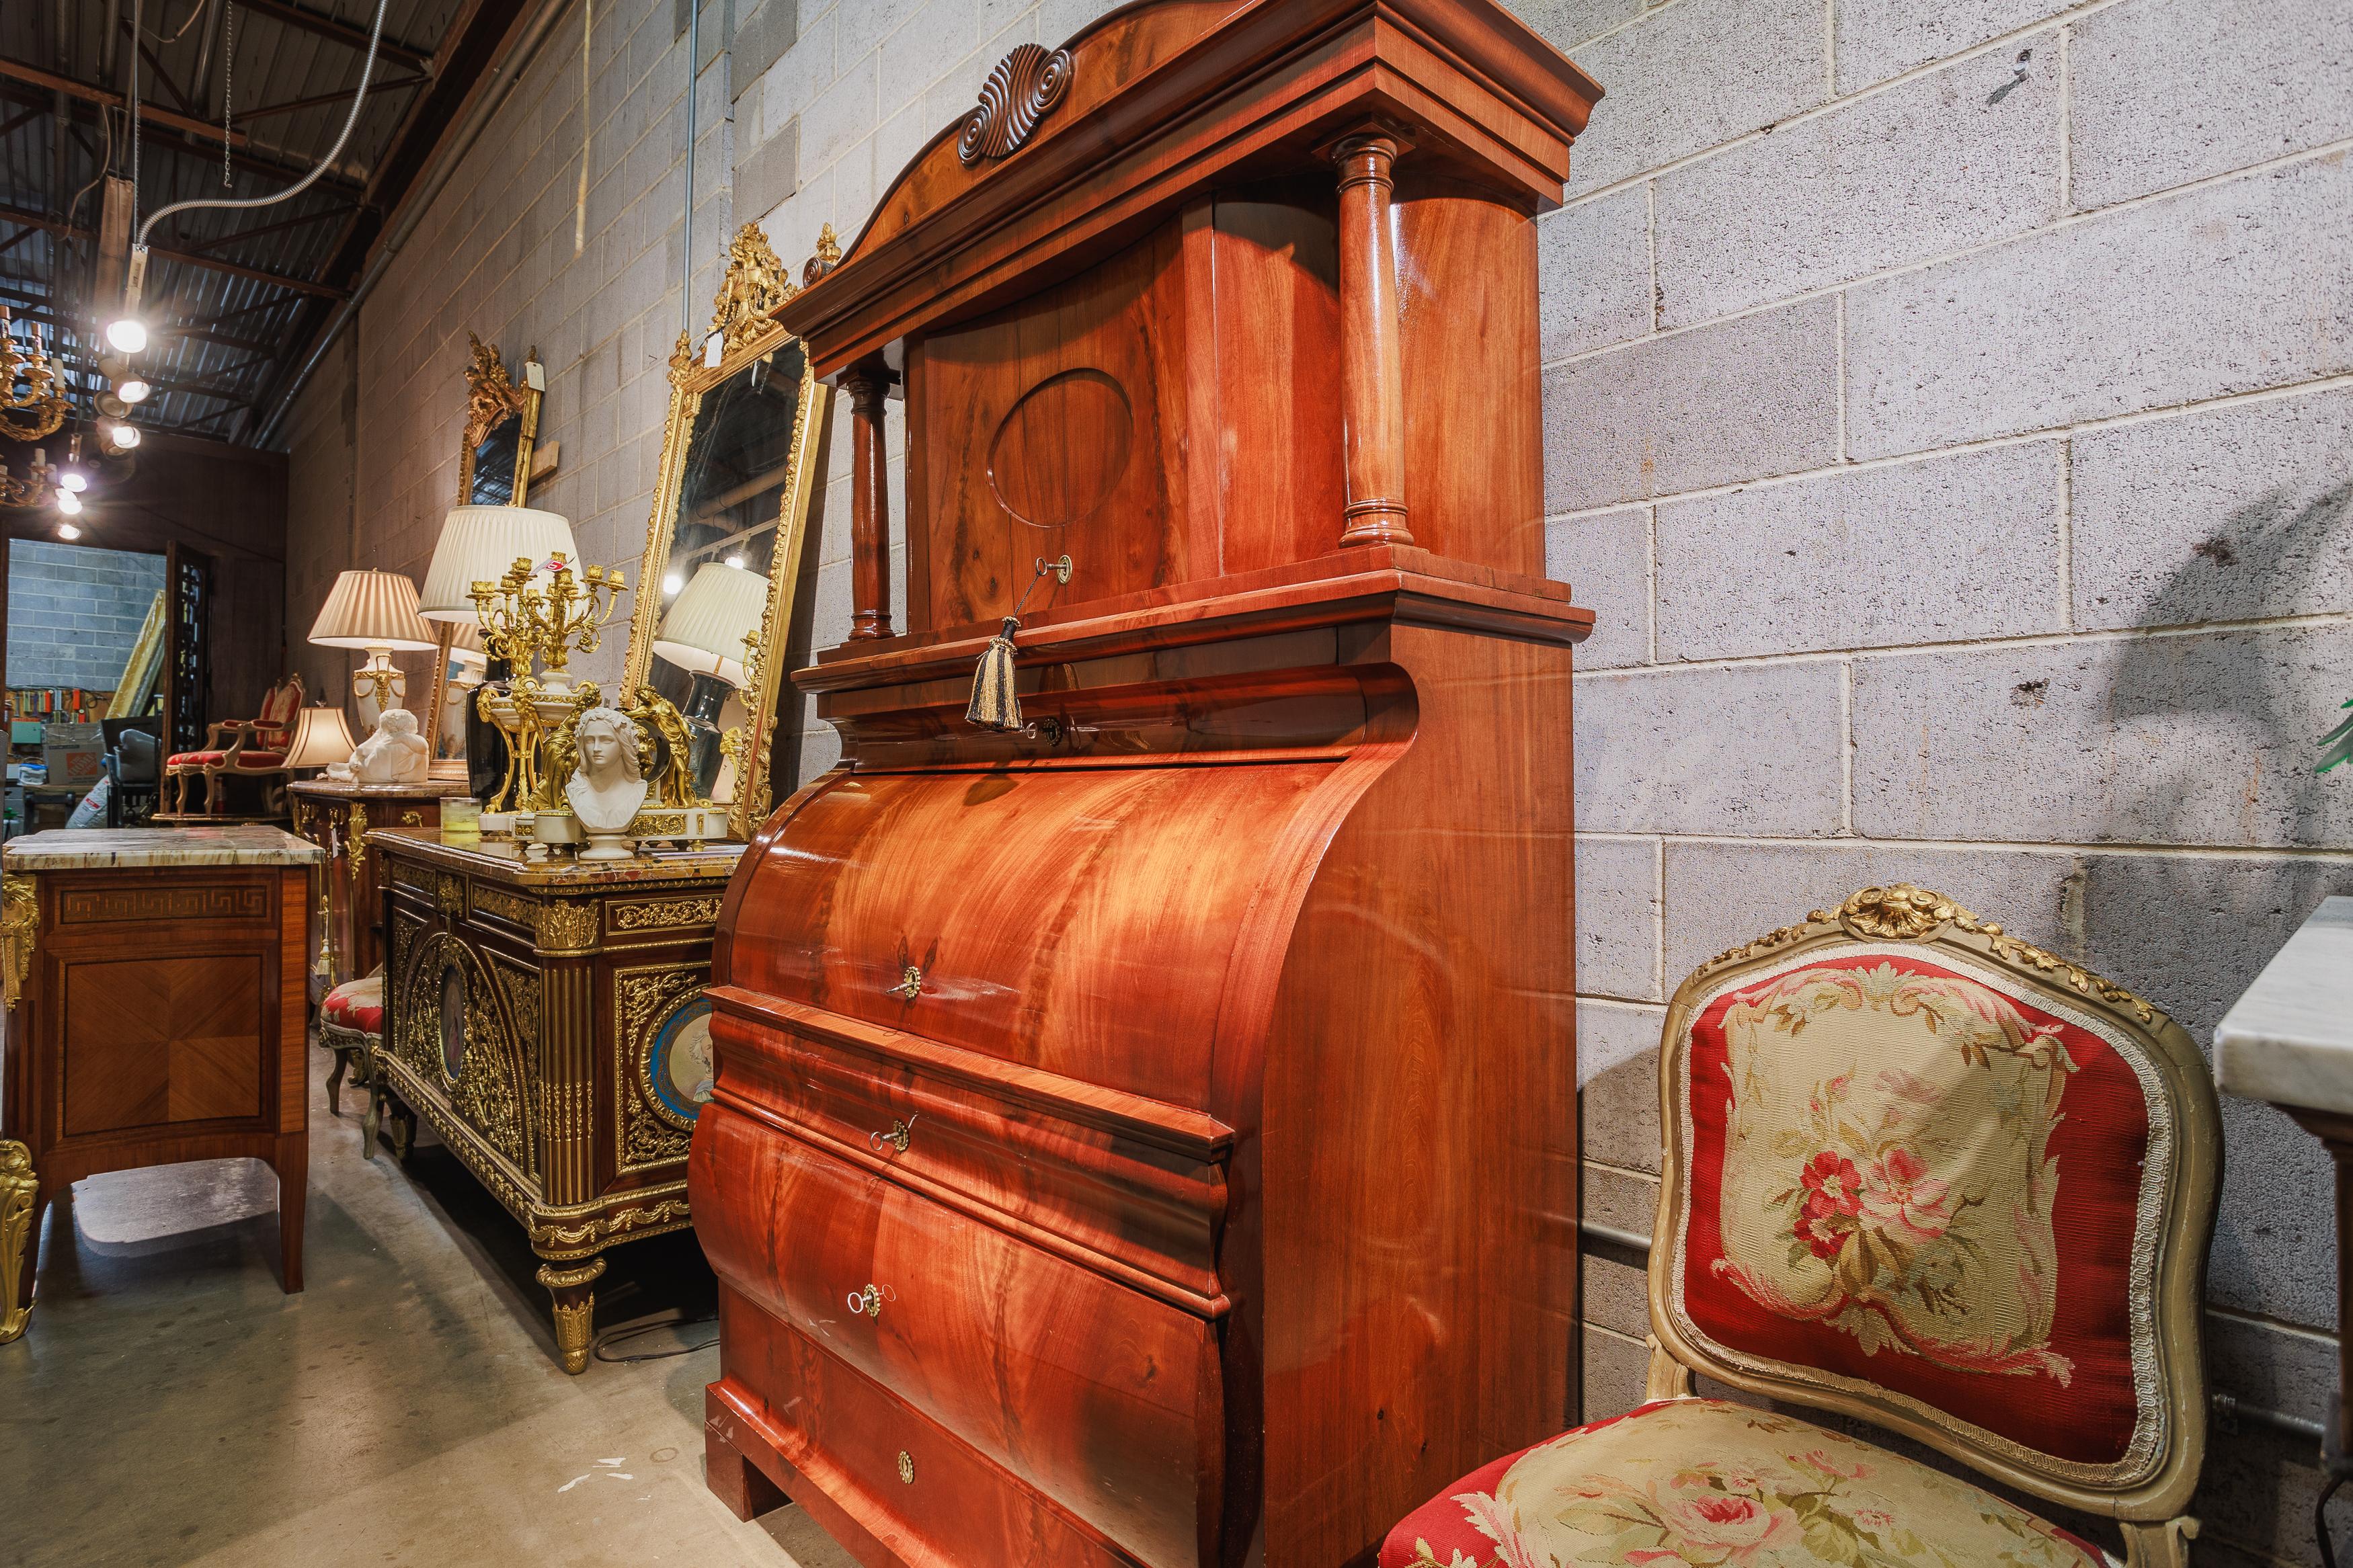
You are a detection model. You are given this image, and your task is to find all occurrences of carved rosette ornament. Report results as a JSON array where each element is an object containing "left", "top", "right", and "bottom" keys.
[{"left": 957, "top": 44, "right": 1073, "bottom": 165}]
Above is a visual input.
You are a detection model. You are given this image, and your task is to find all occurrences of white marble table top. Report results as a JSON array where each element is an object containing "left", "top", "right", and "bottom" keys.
[
  {"left": 3, "top": 825, "right": 326, "bottom": 870},
  {"left": 2215, "top": 897, "right": 2353, "bottom": 1116}
]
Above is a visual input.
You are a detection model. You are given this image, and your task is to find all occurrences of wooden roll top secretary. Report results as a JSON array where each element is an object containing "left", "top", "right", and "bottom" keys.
[{"left": 693, "top": 5, "right": 1601, "bottom": 1566}]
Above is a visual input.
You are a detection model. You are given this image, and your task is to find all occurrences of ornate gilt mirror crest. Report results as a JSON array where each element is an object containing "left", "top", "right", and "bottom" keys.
[
  {"left": 622, "top": 221, "right": 830, "bottom": 841},
  {"left": 458, "top": 334, "right": 544, "bottom": 507}
]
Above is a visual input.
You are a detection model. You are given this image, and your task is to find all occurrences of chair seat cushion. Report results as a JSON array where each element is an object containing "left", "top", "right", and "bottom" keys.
[
  {"left": 1379, "top": 1399, "right": 2109, "bottom": 1568},
  {"left": 321, "top": 975, "right": 385, "bottom": 1035}
]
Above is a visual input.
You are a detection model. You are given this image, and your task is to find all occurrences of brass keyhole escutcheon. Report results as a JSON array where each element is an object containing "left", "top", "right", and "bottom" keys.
[
  {"left": 896, "top": 1450, "right": 915, "bottom": 1485},
  {"left": 848, "top": 1283, "right": 885, "bottom": 1320},
  {"left": 889, "top": 964, "right": 924, "bottom": 1001},
  {"left": 869, "top": 1115, "right": 917, "bottom": 1155}
]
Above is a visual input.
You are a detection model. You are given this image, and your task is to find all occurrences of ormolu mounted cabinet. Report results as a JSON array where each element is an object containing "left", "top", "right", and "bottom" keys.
[{"left": 690, "top": 4, "right": 1602, "bottom": 1563}]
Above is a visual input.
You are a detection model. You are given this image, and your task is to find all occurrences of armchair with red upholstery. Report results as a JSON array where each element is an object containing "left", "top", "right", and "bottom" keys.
[
  {"left": 1381, "top": 884, "right": 2221, "bottom": 1568},
  {"left": 164, "top": 673, "right": 305, "bottom": 816}
]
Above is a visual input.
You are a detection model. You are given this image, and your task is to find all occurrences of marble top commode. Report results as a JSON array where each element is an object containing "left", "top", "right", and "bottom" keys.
[
  {"left": 2214, "top": 897, "right": 2353, "bottom": 1116},
  {"left": 3, "top": 826, "right": 327, "bottom": 870}
]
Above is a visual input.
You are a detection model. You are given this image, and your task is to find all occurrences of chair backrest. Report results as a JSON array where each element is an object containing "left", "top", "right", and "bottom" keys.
[
  {"left": 255, "top": 675, "right": 305, "bottom": 743},
  {"left": 1649, "top": 885, "right": 2219, "bottom": 1526}
]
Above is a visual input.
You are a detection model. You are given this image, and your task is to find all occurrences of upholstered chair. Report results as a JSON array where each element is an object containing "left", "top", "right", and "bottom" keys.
[
  {"left": 164, "top": 673, "right": 305, "bottom": 815},
  {"left": 317, "top": 969, "right": 383, "bottom": 1124},
  {"left": 1382, "top": 884, "right": 2220, "bottom": 1568}
]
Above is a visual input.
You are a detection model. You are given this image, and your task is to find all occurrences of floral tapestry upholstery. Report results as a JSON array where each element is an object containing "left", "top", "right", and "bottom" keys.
[
  {"left": 1667, "top": 948, "right": 2167, "bottom": 1478},
  {"left": 1376, "top": 1399, "right": 2111, "bottom": 1568},
  {"left": 321, "top": 975, "right": 385, "bottom": 1036}
]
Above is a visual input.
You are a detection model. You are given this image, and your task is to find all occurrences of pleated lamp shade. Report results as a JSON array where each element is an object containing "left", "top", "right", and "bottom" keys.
[
  {"left": 651, "top": 561, "right": 770, "bottom": 686},
  {"left": 281, "top": 706, "right": 359, "bottom": 770},
  {"left": 419, "top": 505, "right": 580, "bottom": 622},
  {"left": 307, "top": 569, "right": 440, "bottom": 651}
]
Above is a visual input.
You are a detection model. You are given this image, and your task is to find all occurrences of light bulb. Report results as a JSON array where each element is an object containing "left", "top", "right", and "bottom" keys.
[
  {"left": 724, "top": 553, "right": 745, "bottom": 569},
  {"left": 58, "top": 468, "right": 86, "bottom": 493},
  {"left": 118, "top": 378, "right": 151, "bottom": 405},
  {"left": 662, "top": 572, "right": 684, "bottom": 595},
  {"left": 108, "top": 422, "right": 141, "bottom": 450},
  {"left": 56, "top": 522, "right": 81, "bottom": 540},
  {"left": 105, "top": 317, "right": 147, "bottom": 354},
  {"left": 56, "top": 489, "right": 82, "bottom": 515}
]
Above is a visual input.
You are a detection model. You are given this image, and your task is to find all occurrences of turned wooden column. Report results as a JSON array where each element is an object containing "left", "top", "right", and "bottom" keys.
[
  {"left": 1332, "top": 130, "right": 1414, "bottom": 550},
  {"left": 842, "top": 361, "right": 894, "bottom": 640}
]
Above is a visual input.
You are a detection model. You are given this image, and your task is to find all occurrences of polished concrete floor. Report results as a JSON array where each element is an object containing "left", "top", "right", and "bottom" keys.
[{"left": 0, "top": 1058, "right": 856, "bottom": 1568}]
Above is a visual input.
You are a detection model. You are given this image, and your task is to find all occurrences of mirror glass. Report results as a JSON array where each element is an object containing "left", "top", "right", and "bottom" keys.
[
  {"left": 467, "top": 413, "right": 523, "bottom": 504},
  {"left": 641, "top": 339, "right": 811, "bottom": 806},
  {"left": 457, "top": 334, "right": 541, "bottom": 509}
]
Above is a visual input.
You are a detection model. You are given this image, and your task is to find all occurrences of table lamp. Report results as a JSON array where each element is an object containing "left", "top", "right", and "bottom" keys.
[
  {"left": 417, "top": 505, "right": 580, "bottom": 626},
  {"left": 419, "top": 505, "right": 578, "bottom": 800},
  {"left": 307, "top": 570, "right": 440, "bottom": 715},
  {"left": 651, "top": 561, "right": 769, "bottom": 800},
  {"left": 281, "top": 706, "right": 359, "bottom": 774}
]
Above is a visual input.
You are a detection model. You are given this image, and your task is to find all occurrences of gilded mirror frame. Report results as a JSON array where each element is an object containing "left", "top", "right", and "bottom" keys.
[
  {"left": 622, "top": 222, "right": 830, "bottom": 841},
  {"left": 458, "top": 333, "right": 543, "bottom": 507}
]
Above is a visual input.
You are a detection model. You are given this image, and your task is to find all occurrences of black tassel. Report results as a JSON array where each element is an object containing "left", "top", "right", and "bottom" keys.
[{"left": 966, "top": 616, "right": 1023, "bottom": 732}]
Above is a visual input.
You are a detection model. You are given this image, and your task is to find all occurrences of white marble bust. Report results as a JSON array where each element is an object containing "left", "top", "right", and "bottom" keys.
[
  {"left": 329, "top": 708, "right": 432, "bottom": 785},
  {"left": 564, "top": 706, "right": 649, "bottom": 833}
]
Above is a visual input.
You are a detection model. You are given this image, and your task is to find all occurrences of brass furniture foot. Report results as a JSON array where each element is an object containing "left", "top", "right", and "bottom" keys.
[
  {"left": 536, "top": 1257, "right": 606, "bottom": 1374},
  {"left": 1, "top": 1140, "right": 34, "bottom": 1344}
]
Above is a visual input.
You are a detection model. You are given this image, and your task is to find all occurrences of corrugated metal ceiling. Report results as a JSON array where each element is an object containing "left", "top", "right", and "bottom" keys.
[{"left": 1, "top": 0, "right": 471, "bottom": 445}]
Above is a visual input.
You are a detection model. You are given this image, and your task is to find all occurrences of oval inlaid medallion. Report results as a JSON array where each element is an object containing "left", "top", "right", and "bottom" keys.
[{"left": 986, "top": 368, "right": 1131, "bottom": 532}]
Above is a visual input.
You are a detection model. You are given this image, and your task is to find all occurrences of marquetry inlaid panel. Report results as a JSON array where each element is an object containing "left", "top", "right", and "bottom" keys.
[
  {"left": 61, "top": 955, "right": 265, "bottom": 1133},
  {"left": 58, "top": 884, "right": 270, "bottom": 925}
]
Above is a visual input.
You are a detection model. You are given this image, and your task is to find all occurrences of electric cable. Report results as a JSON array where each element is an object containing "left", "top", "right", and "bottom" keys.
[
  {"left": 134, "top": 0, "right": 388, "bottom": 248},
  {"left": 590, "top": 1311, "right": 719, "bottom": 1365}
]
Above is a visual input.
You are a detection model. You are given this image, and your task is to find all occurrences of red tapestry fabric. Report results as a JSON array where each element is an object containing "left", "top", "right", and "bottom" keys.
[
  {"left": 1376, "top": 1399, "right": 2111, "bottom": 1568},
  {"left": 1675, "top": 952, "right": 2153, "bottom": 1466},
  {"left": 322, "top": 977, "right": 385, "bottom": 1035}
]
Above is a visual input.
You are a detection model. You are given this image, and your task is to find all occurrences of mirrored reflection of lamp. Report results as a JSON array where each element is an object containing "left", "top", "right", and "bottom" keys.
[
  {"left": 419, "top": 505, "right": 579, "bottom": 801},
  {"left": 651, "top": 561, "right": 769, "bottom": 801},
  {"left": 429, "top": 621, "right": 487, "bottom": 780},
  {"left": 308, "top": 569, "right": 440, "bottom": 715}
]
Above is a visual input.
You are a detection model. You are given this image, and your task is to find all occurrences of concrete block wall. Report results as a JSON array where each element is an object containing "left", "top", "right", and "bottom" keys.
[
  {"left": 733, "top": 1, "right": 2352, "bottom": 1561},
  {"left": 288, "top": 0, "right": 732, "bottom": 722},
  {"left": 1521, "top": 0, "right": 2352, "bottom": 1561},
  {"left": 6, "top": 541, "right": 167, "bottom": 693}
]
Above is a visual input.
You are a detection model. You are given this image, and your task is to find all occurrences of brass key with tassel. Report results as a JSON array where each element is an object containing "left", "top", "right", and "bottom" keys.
[{"left": 965, "top": 554, "right": 1071, "bottom": 734}]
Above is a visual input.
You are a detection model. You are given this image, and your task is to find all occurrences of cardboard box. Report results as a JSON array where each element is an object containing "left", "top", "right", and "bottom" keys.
[{"left": 42, "top": 723, "right": 104, "bottom": 790}]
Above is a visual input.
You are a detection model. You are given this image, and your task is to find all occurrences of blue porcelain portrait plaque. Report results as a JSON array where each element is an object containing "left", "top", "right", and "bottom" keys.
[{"left": 645, "top": 994, "right": 717, "bottom": 1124}]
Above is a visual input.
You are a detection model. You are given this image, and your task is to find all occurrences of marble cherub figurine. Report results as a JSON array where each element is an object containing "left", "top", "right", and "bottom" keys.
[
  {"left": 566, "top": 706, "right": 649, "bottom": 860},
  {"left": 328, "top": 708, "right": 433, "bottom": 785}
]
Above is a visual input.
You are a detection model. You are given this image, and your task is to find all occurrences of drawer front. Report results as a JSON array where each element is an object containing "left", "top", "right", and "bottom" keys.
[
  {"left": 694, "top": 1105, "right": 1220, "bottom": 1567},
  {"left": 710, "top": 997, "right": 1229, "bottom": 1313},
  {"left": 714, "top": 1303, "right": 1144, "bottom": 1568}
]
